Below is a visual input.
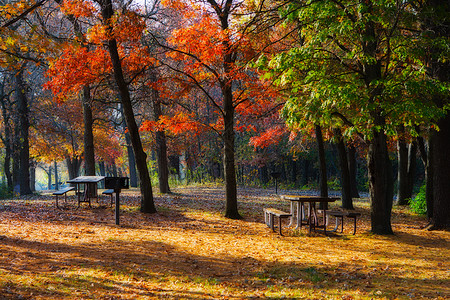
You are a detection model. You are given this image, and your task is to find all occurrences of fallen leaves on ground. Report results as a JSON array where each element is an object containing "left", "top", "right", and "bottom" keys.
[{"left": 0, "top": 185, "right": 448, "bottom": 299}]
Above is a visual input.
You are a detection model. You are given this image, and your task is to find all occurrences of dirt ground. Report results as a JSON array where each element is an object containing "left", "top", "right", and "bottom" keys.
[{"left": 0, "top": 185, "right": 448, "bottom": 299}]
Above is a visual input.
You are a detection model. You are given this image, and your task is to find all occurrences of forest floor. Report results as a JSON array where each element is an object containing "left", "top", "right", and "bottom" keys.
[{"left": 0, "top": 184, "right": 448, "bottom": 299}]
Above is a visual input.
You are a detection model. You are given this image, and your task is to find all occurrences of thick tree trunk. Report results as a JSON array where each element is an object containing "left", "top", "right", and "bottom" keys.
[
  {"left": 361, "top": 6, "right": 394, "bottom": 234},
  {"left": 422, "top": 0, "right": 450, "bottom": 229},
  {"left": 347, "top": 146, "right": 360, "bottom": 198},
  {"left": 223, "top": 85, "right": 240, "bottom": 219},
  {"left": 431, "top": 114, "right": 450, "bottom": 229},
  {"left": 315, "top": 125, "right": 328, "bottom": 210},
  {"left": 100, "top": 0, "right": 156, "bottom": 213},
  {"left": 368, "top": 126, "right": 394, "bottom": 234},
  {"left": 15, "top": 68, "right": 32, "bottom": 195},
  {"left": 82, "top": 85, "right": 96, "bottom": 176},
  {"left": 334, "top": 129, "right": 353, "bottom": 210}
]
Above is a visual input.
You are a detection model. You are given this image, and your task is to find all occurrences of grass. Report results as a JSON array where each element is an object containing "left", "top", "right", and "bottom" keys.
[{"left": 0, "top": 185, "right": 448, "bottom": 299}]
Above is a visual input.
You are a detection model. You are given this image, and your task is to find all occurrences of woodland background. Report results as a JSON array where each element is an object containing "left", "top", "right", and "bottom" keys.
[{"left": 0, "top": 0, "right": 449, "bottom": 235}]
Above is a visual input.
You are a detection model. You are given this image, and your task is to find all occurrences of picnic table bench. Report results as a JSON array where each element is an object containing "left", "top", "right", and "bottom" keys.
[
  {"left": 53, "top": 187, "right": 75, "bottom": 208},
  {"left": 326, "top": 210, "right": 361, "bottom": 235},
  {"left": 102, "top": 189, "right": 114, "bottom": 207},
  {"left": 264, "top": 208, "right": 292, "bottom": 236}
]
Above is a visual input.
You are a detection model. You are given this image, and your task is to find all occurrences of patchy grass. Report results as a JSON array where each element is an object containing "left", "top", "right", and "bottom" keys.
[{"left": 0, "top": 186, "right": 448, "bottom": 299}]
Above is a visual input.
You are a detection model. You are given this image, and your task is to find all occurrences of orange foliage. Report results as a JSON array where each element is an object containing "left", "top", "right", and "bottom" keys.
[
  {"left": 60, "top": 0, "right": 96, "bottom": 18},
  {"left": 141, "top": 112, "right": 207, "bottom": 136},
  {"left": 45, "top": 46, "right": 111, "bottom": 99}
]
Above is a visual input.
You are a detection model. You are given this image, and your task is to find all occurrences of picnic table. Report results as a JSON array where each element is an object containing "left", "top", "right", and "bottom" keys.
[
  {"left": 66, "top": 176, "right": 105, "bottom": 207},
  {"left": 281, "top": 195, "right": 339, "bottom": 234}
]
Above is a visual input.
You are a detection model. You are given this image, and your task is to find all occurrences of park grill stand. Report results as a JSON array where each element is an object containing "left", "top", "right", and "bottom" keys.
[
  {"left": 104, "top": 177, "right": 130, "bottom": 225},
  {"left": 271, "top": 172, "right": 281, "bottom": 194}
]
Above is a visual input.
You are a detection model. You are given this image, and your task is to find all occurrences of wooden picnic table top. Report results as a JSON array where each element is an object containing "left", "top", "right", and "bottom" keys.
[
  {"left": 66, "top": 176, "right": 105, "bottom": 184},
  {"left": 280, "top": 195, "right": 339, "bottom": 202}
]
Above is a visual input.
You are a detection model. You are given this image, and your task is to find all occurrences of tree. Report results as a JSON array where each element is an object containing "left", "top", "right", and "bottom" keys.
[
  {"left": 97, "top": 0, "right": 156, "bottom": 213},
  {"left": 46, "top": 0, "right": 157, "bottom": 212},
  {"left": 154, "top": 0, "right": 279, "bottom": 218},
  {"left": 418, "top": 0, "right": 450, "bottom": 229},
  {"left": 254, "top": 0, "right": 442, "bottom": 234}
]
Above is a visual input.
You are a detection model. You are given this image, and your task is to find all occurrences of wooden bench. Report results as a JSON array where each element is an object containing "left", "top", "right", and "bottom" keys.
[
  {"left": 264, "top": 208, "right": 292, "bottom": 236},
  {"left": 326, "top": 211, "right": 361, "bottom": 235},
  {"left": 102, "top": 189, "right": 114, "bottom": 207},
  {"left": 53, "top": 187, "right": 75, "bottom": 208}
]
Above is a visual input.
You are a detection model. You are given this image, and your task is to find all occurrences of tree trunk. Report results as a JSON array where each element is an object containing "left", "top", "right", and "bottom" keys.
[
  {"left": 347, "top": 145, "right": 360, "bottom": 198},
  {"left": 421, "top": 0, "right": 450, "bottom": 229},
  {"left": 0, "top": 97, "right": 13, "bottom": 191},
  {"left": 47, "top": 165, "right": 52, "bottom": 190},
  {"left": 100, "top": 0, "right": 156, "bottom": 213},
  {"left": 291, "top": 159, "right": 297, "bottom": 183},
  {"left": 15, "top": 68, "right": 32, "bottom": 195},
  {"left": 66, "top": 156, "right": 81, "bottom": 180},
  {"left": 368, "top": 125, "right": 394, "bottom": 234},
  {"left": 425, "top": 137, "right": 434, "bottom": 221},
  {"left": 417, "top": 135, "right": 433, "bottom": 220},
  {"left": 30, "top": 160, "right": 35, "bottom": 192},
  {"left": 125, "top": 133, "right": 138, "bottom": 187},
  {"left": 405, "top": 142, "right": 417, "bottom": 200},
  {"left": 431, "top": 114, "right": 450, "bottom": 229},
  {"left": 223, "top": 84, "right": 240, "bottom": 219},
  {"left": 334, "top": 128, "right": 353, "bottom": 210},
  {"left": 83, "top": 85, "right": 96, "bottom": 176},
  {"left": 151, "top": 74, "right": 170, "bottom": 193},
  {"left": 302, "top": 159, "right": 309, "bottom": 186},
  {"left": 315, "top": 125, "right": 328, "bottom": 210},
  {"left": 397, "top": 136, "right": 409, "bottom": 205},
  {"left": 259, "top": 165, "right": 269, "bottom": 184},
  {"left": 54, "top": 161, "right": 59, "bottom": 190}
]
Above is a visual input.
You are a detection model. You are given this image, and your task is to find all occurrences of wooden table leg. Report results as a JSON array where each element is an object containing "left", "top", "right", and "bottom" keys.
[
  {"left": 288, "top": 200, "right": 295, "bottom": 227},
  {"left": 296, "top": 201, "right": 301, "bottom": 229}
]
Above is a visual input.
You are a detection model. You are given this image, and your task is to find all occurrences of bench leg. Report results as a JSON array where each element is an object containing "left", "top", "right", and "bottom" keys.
[
  {"left": 270, "top": 214, "right": 275, "bottom": 232},
  {"left": 279, "top": 216, "right": 283, "bottom": 236},
  {"left": 56, "top": 195, "right": 59, "bottom": 208},
  {"left": 352, "top": 216, "right": 357, "bottom": 235}
]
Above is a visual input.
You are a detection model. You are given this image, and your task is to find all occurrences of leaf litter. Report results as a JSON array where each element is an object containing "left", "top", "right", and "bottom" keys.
[{"left": 0, "top": 185, "right": 448, "bottom": 299}]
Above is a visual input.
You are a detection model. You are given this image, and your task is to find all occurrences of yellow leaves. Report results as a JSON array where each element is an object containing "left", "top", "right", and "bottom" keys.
[{"left": 86, "top": 24, "right": 107, "bottom": 44}]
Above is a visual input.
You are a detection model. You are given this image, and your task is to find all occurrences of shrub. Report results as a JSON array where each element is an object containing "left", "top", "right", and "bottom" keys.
[
  {"left": 0, "top": 182, "right": 12, "bottom": 199},
  {"left": 409, "top": 184, "right": 427, "bottom": 215}
]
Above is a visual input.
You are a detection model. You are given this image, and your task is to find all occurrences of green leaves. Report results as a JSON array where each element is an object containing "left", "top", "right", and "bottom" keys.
[{"left": 257, "top": 0, "right": 448, "bottom": 142}]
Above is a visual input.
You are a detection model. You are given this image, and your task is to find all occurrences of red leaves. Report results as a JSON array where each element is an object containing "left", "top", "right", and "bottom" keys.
[
  {"left": 44, "top": 46, "right": 111, "bottom": 99},
  {"left": 141, "top": 112, "right": 207, "bottom": 136},
  {"left": 249, "top": 126, "right": 288, "bottom": 149}
]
